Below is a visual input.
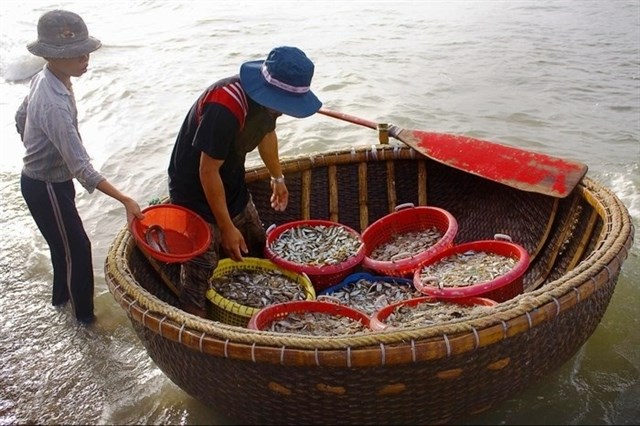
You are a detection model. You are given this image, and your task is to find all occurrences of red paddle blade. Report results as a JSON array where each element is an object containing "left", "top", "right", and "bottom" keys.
[
  {"left": 397, "top": 128, "right": 588, "bottom": 198},
  {"left": 316, "top": 109, "right": 587, "bottom": 198}
]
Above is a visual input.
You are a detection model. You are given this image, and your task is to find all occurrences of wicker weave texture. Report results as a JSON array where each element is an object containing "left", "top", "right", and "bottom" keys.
[{"left": 104, "top": 145, "right": 634, "bottom": 425}]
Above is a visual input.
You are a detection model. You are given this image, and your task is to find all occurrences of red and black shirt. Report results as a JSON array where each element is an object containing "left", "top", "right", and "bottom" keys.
[{"left": 168, "top": 76, "right": 276, "bottom": 223}]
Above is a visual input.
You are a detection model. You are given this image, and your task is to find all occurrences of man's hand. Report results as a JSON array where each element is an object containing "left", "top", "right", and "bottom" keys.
[
  {"left": 220, "top": 225, "right": 248, "bottom": 261},
  {"left": 270, "top": 179, "right": 289, "bottom": 211},
  {"left": 123, "top": 198, "right": 144, "bottom": 227}
]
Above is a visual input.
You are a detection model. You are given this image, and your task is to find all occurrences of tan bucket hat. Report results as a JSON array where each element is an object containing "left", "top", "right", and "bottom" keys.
[{"left": 27, "top": 10, "right": 101, "bottom": 59}]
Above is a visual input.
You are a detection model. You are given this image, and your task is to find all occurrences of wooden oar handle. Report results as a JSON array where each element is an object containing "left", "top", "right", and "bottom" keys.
[
  {"left": 318, "top": 108, "right": 378, "bottom": 130},
  {"left": 318, "top": 108, "right": 401, "bottom": 141}
]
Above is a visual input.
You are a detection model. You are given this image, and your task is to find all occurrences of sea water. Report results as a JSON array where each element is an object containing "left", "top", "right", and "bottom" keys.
[{"left": 1, "top": 1, "right": 638, "bottom": 424}]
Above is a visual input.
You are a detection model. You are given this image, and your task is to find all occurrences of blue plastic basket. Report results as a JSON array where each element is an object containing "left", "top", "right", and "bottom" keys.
[{"left": 317, "top": 272, "right": 421, "bottom": 315}]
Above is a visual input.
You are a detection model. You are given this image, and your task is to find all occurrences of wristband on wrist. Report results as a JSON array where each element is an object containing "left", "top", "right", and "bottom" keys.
[{"left": 270, "top": 175, "right": 285, "bottom": 184}]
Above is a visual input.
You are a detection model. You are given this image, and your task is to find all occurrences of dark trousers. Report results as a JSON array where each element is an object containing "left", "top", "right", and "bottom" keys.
[{"left": 20, "top": 174, "right": 94, "bottom": 321}]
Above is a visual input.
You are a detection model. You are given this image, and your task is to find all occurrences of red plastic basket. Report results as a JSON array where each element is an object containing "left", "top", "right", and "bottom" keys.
[
  {"left": 247, "top": 300, "right": 371, "bottom": 333},
  {"left": 413, "top": 238, "right": 530, "bottom": 302},
  {"left": 131, "top": 204, "right": 211, "bottom": 264},
  {"left": 370, "top": 295, "right": 497, "bottom": 331},
  {"left": 264, "top": 220, "right": 365, "bottom": 292},
  {"left": 361, "top": 203, "right": 458, "bottom": 277}
]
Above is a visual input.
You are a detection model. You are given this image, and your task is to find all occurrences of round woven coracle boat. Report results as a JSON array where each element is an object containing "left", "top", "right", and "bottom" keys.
[{"left": 105, "top": 144, "right": 634, "bottom": 425}]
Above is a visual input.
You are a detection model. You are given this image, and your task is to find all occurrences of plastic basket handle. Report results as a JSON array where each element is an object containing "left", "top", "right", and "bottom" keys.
[{"left": 394, "top": 202, "right": 415, "bottom": 212}]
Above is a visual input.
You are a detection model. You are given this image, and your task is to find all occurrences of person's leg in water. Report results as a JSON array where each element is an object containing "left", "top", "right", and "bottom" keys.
[{"left": 21, "top": 175, "right": 95, "bottom": 324}]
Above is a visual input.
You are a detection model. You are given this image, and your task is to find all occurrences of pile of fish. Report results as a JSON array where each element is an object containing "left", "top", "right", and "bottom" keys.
[
  {"left": 418, "top": 250, "right": 517, "bottom": 288},
  {"left": 380, "top": 299, "right": 494, "bottom": 329},
  {"left": 269, "top": 224, "right": 363, "bottom": 266},
  {"left": 369, "top": 227, "right": 444, "bottom": 262},
  {"left": 319, "top": 277, "right": 423, "bottom": 315},
  {"left": 266, "top": 311, "right": 368, "bottom": 336},
  {"left": 210, "top": 268, "right": 308, "bottom": 309}
]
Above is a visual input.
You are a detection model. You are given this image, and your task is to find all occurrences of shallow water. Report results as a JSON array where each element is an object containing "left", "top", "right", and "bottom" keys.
[{"left": 1, "top": 1, "right": 638, "bottom": 424}]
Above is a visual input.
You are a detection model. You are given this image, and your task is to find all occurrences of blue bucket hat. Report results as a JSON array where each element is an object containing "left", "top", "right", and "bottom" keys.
[{"left": 240, "top": 46, "right": 322, "bottom": 118}]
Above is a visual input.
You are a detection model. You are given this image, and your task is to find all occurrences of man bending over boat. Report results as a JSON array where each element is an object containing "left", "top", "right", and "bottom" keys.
[{"left": 168, "top": 46, "right": 322, "bottom": 318}]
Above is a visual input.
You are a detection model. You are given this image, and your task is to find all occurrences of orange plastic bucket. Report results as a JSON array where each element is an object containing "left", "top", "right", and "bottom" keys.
[{"left": 131, "top": 204, "right": 211, "bottom": 264}]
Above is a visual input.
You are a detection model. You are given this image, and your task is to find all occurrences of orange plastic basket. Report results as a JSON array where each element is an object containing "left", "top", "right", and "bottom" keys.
[
  {"left": 131, "top": 204, "right": 211, "bottom": 264},
  {"left": 361, "top": 203, "right": 458, "bottom": 277}
]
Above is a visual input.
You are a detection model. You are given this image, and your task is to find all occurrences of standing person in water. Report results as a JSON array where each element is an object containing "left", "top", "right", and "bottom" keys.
[
  {"left": 15, "top": 10, "right": 144, "bottom": 325},
  {"left": 168, "top": 46, "right": 322, "bottom": 318}
]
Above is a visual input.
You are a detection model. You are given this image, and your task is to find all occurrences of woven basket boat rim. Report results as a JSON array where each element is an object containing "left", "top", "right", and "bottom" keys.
[{"left": 105, "top": 146, "right": 633, "bottom": 353}]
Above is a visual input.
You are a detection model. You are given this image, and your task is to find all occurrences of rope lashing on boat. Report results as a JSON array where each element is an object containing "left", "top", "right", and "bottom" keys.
[
  {"left": 553, "top": 297, "right": 561, "bottom": 316},
  {"left": 443, "top": 334, "right": 451, "bottom": 357},
  {"left": 199, "top": 332, "right": 206, "bottom": 353},
  {"left": 158, "top": 316, "right": 167, "bottom": 338},
  {"left": 142, "top": 308, "right": 150, "bottom": 327},
  {"left": 178, "top": 323, "right": 186, "bottom": 345},
  {"left": 472, "top": 327, "right": 480, "bottom": 350},
  {"left": 369, "top": 145, "right": 378, "bottom": 160},
  {"left": 379, "top": 343, "right": 386, "bottom": 365},
  {"left": 501, "top": 320, "right": 509, "bottom": 339},
  {"left": 604, "top": 264, "right": 613, "bottom": 282},
  {"left": 127, "top": 298, "right": 137, "bottom": 314}
]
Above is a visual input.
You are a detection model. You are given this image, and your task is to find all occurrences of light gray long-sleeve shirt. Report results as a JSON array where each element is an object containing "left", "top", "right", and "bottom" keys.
[{"left": 15, "top": 64, "right": 104, "bottom": 193}]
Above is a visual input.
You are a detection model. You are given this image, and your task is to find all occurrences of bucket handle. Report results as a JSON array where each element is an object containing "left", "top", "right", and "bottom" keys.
[
  {"left": 266, "top": 224, "right": 276, "bottom": 235},
  {"left": 420, "top": 275, "right": 441, "bottom": 289},
  {"left": 390, "top": 251, "right": 413, "bottom": 262},
  {"left": 494, "top": 233, "right": 513, "bottom": 242},
  {"left": 317, "top": 294, "right": 343, "bottom": 305},
  {"left": 394, "top": 202, "right": 415, "bottom": 212}
]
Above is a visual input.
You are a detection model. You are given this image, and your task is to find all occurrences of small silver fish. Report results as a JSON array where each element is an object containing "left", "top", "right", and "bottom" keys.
[{"left": 145, "top": 224, "right": 170, "bottom": 253}]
